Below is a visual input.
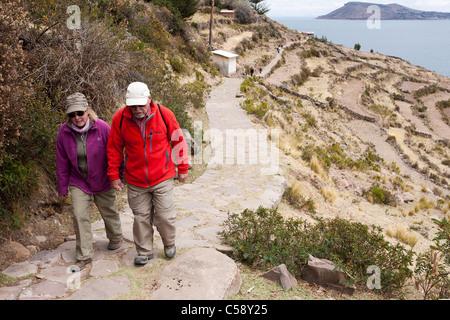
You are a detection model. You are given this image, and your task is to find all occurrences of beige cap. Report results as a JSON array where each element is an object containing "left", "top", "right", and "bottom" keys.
[
  {"left": 126, "top": 82, "right": 150, "bottom": 106},
  {"left": 65, "top": 92, "right": 88, "bottom": 114}
]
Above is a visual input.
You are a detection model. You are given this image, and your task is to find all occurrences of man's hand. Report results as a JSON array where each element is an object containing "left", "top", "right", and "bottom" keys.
[
  {"left": 178, "top": 173, "right": 188, "bottom": 183},
  {"left": 111, "top": 179, "right": 124, "bottom": 191}
]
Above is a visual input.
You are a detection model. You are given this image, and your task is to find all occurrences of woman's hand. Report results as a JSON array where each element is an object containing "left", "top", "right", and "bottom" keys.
[{"left": 111, "top": 179, "right": 124, "bottom": 191}]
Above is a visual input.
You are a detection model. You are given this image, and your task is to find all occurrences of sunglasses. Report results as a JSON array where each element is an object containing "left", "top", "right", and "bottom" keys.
[
  {"left": 128, "top": 105, "right": 147, "bottom": 108},
  {"left": 68, "top": 111, "right": 86, "bottom": 118}
]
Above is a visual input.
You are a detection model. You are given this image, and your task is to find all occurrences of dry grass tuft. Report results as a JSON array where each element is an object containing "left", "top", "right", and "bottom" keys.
[
  {"left": 310, "top": 154, "right": 329, "bottom": 181},
  {"left": 320, "top": 186, "right": 338, "bottom": 204},
  {"left": 386, "top": 224, "right": 419, "bottom": 247}
]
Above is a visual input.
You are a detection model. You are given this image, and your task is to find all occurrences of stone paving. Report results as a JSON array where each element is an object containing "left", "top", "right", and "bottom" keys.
[{"left": 0, "top": 76, "right": 286, "bottom": 300}]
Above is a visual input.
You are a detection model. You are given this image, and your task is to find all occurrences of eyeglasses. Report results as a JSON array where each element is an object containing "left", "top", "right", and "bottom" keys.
[{"left": 68, "top": 111, "right": 86, "bottom": 118}]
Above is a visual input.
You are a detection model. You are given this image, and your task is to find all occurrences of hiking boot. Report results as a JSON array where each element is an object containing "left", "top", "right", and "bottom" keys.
[
  {"left": 134, "top": 254, "right": 153, "bottom": 266},
  {"left": 71, "top": 258, "right": 92, "bottom": 272},
  {"left": 164, "top": 245, "right": 176, "bottom": 259},
  {"left": 108, "top": 240, "right": 122, "bottom": 250}
]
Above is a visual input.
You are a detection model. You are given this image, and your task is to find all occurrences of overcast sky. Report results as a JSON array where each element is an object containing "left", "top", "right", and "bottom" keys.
[{"left": 264, "top": 0, "right": 450, "bottom": 17}]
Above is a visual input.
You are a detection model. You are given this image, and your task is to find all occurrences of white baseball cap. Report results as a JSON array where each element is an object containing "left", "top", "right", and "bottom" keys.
[{"left": 126, "top": 82, "right": 150, "bottom": 106}]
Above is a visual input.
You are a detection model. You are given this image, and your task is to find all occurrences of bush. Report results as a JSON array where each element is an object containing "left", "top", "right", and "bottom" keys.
[
  {"left": 220, "top": 207, "right": 414, "bottom": 295},
  {"left": 0, "top": 1, "right": 63, "bottom": 227},
  {"left": 242, "top": 100, "right": 268, "bottom": 119},
  {"left": 283, "top": 185, "right": 316, "bottom": 214},
  {"left": 291, "top": 67, "right": 311, "bottom": 86},
  {"left": 414, "top": 84, "right": 437, "bottom": 100},
  {"left": 169, "top": 56, "right": 186, "bottom": 73},
  {"left": 1, "top": 0, "right": 203, "bottom": 229},
  {"left": 232, "top": 0, "right": 257, "bottom": 24},
  {"left": 436, "top": 99, "right": 450, "bottom": 110},
  {"left": 364, "top": 184, "right": 397, "bottom": 206},
  {"left": 219, "top": 207, "right": 309, "bottom": 276},
  {"left": 432, "top": 217, "right": 450, "bottom": 266},
  {"left": 414, "top": 250, "right": 449, "bottom": 299},
  {"left": 151, "top": 0, "right": 200, "bottom": 20},
  {"left": 240, "top": 77, "right": 256, "bottom": 93}
]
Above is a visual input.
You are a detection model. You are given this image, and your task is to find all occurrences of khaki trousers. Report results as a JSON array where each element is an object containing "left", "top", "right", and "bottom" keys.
[
  {"left": 69, "top": 186, "right": 123, "bottom": 260},
  {"left": 127, "top": 178, "right": 176, "bottom": 256}
]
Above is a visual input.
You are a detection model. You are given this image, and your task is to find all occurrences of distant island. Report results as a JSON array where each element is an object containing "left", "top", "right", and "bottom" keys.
[{"left": 317, "top": 2, "right": 450, "bottom": 20}]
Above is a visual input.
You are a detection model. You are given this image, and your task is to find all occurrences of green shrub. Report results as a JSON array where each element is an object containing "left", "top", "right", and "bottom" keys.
[
  {"left": 151, "top": 0, "right": 200, "bottom": 21},
  {"left": 308, "top": 217, "right": 413, "bottom": 294},
  {"left": 169, "top": 57, "right": 186, "bottom": 73},
  {"left": 436, "top": 99, "right": 450, "bottom": 110},
  {"left": 301, "top": 143, "right": 381, "bottom": 172},
  {"left": 242, "top": 101, "right": 268, "bottom": 119},
  {"left": 240, "top": 77, "right": 256, "bottom": 93},
  {"left": 219, "top": 207, "right": 310, "bottom": 276},
  {"left": 220, "top": 207, "right": 414, "bottom": 295},
  {"left": 182, "top": 71, "right": 208, "bottom": 109},
  {"left": 432, "top": 217, "right": 450, "bottom": 266},
  {"left": 414, "top": 85, "right": 437, "bottom": 100},
  {"left": 413, "top": 217, "right": 450, "bottom": 299},
  {"left": 414, "top": 249, "right": 449, "bottom": 299},
  {"left": 364, "top": 184, "right": 396, "bottom": 206}
]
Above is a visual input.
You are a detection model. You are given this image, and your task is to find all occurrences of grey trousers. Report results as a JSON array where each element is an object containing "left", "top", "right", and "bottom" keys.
[
  {"left": 69, "top": 186, "right": 123, "bottom": 260},
  {"left": 127, "top": 178, "right": 176, "bottom": 257}
]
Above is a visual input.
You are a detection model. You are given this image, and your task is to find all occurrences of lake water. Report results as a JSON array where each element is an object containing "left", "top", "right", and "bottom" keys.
[{"left": 271, "top": 17, "right": 450, "bottom": 78}]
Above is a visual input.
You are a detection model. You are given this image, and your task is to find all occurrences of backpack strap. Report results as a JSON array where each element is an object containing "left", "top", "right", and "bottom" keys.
[
  {"left": 119, "top": 107, "right": 126, "bottom": 132},
  {"left": 158, "top": 104, "right": 170, "bottom": 143},
  {"left": 120, "top": 104, "right": 170, "bottom": 143}
]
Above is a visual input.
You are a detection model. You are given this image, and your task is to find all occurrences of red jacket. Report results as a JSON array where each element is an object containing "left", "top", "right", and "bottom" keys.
[{"left": 107, "top": 101, "right": 189, "bottom": 188}]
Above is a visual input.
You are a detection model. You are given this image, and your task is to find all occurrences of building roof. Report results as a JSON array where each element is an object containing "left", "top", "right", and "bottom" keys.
[
  {"left": 220, "top": 9, "right": 235, "bottom": 13},
  {"left": 211, "top": 50, "right": 239, "bottom": 58}
]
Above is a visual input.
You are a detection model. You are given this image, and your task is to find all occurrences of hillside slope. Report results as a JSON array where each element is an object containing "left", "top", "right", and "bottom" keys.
[
  {"left": 317, "top": 2, "right": 450, "bottom": 20},
  {"left": 192, "top": 11, "right": 450, "bottom": 255}
]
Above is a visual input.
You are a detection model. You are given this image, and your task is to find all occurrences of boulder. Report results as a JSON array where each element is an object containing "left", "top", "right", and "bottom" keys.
[
  {"left": 301, "top": 255, "right": 355, "bottom": 295},
  {"left": 336, "top": 178, "right": 350, "bottom": 190},
  {"left": 2, "top": 261, "right": 37, "bottom": 278},
  {"left": 149, "top": 247, "right": 241, "bottom": 300},
  {"left": 401, "top": 192, "right": 414, "bottom": 203},
  {"left": 261, "top": 264, "right": 297, "bottom": 290},
  {"left": 2, "top": 241, "right": 31, "bottom": 264}
]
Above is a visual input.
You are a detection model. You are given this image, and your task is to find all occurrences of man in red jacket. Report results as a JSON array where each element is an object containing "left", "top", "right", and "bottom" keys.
[{"left": 107, "top": 82, "right": 189, "bottom": 265}]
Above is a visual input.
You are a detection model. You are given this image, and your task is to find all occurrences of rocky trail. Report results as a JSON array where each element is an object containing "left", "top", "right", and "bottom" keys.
[{"left": 0, "top": 51, "right": 288, "bottom": 300}]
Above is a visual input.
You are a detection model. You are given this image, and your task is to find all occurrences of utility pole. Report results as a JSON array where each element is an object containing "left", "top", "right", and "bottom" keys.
[{"left": 209, "top": 0, "right": 214, "bottom": 47}]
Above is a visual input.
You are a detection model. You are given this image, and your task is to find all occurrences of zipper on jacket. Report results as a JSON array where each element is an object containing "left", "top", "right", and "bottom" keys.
[
  {"left": 165, "top": 150, "right": 169, "bottom": 169},
  {"left": 142, "top": 113, "right": 155, "bottom": 187},
  {"left": 147, "top": 128, "right": 153, "bottom": 151}
]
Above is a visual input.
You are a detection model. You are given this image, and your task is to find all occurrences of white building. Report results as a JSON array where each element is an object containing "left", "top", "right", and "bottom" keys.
[
  {"left": 219, "top": 9, "right": 236, "bottom": 18},
  {"left": 211, "top": 50, "right": 239, "bottom": 76}
]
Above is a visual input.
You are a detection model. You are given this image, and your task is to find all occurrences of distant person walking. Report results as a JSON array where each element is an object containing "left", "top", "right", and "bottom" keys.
[
  {"left": 56, "top": 92, "right": 123, "bottom": 271},
  {"left": 250, "top": 67, "right": 254, "bottom": 77},
  {"left": 107, "top": 82, "right": 189, "bottom": 265}
]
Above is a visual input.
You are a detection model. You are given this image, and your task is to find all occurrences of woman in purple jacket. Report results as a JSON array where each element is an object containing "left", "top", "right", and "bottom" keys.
[{"left": 56, "top": 93, "right": 123, "bottom": 271}]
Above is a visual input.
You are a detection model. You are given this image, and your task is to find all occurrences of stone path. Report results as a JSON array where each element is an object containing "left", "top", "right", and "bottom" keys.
[{"left": 0, "top": 76, "right": 286, "bottom": 300}]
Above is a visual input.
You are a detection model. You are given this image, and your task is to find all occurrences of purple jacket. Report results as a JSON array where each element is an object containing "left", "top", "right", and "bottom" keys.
[{"left": 56, "top": 119, "right": 115, "bottom": 195}]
